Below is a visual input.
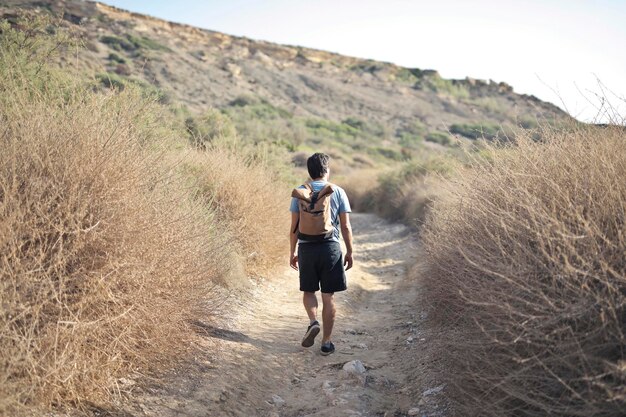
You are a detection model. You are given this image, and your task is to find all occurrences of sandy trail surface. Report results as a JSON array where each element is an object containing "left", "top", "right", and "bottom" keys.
[{"left": 125, "top": 213, "right": 445, "bottom": 417}]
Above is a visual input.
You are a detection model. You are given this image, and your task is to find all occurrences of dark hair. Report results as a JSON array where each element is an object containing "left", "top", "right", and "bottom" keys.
[{"left": 307, "top": 152, "right": 330, "bottom": 179}]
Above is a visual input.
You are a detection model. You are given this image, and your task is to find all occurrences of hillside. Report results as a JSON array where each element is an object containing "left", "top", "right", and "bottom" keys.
[{"left": 1, "top": 0, "right": 571, "bottom": 167}]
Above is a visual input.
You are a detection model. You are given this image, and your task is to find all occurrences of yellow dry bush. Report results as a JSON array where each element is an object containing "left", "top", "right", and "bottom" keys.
[
  {"left": 0, "top": 19, "right": 235, "bottom": 414},
  {"left": 182, "top": 148, "right": 291, "bottom": 275},
  {"left": 420, "top": 124, "right": 626, "bottom": 416}
]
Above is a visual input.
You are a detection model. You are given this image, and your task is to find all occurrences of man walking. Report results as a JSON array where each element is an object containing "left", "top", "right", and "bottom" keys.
[{"left": 289, "top": 153, "right": 353, "bottom": 356}]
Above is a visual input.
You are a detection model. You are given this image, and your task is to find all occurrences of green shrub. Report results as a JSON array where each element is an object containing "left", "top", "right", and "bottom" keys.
[
  {"left": 350, "top": 60, "right": 384, "bottom": 73},
  {"left": 95, "top": 71, "right": 126, "bottom": 89},
  {"left": 306, "top": 118, "right": 359, "bottom": 138},
  {"left": 107, "top": 52, "right": 126, "bottom": 63},
  {"left": 229, "top": 94, "right": 260, "bottom": 107},
  {"left": 185, "top": 109, "right": 236, "bottom": 149},
  {"left": 425, "top": 131, "right": 451, "bottom": 146},
  {"left": 397, "top": 119, "right": 426, "bottom": 146},
  {"left": 100, "top": 34, "right": 169, "bottom": 52},
  {"left": 395, "top": 67, "right": 423, "bottom": 83},
  {"left": 100, "top": 35, "right": 135, "bottom": 51},
  {"left": 342, "top": 116, "right": 366, "bottom": 130},
  {"left": 126, "top": 34, "right": 169, "bottom": 51},
  {"left": 419, "top": 73, "right": 470, "bottom": 99},
  {"left": 518, "top": 114, "right": 539, "bottom": 129},
  {"left": 449, "top": 122, "right": 501, "bottom": 140}
]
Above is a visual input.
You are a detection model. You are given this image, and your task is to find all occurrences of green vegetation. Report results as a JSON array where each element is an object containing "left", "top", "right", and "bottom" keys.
[
  {"left": 95, "top": 71, "right": 126, "bottom": 89},
  {"left": 185, "top": 108, "right": 237, "bottom": 149},
  {"left": 100, "top": 33, "right": 169, "bottom": 52},
  {"left": 449, "top": 122, "right": 502, "bottom": 140},
  {"left": 397, "top": 119, "right": 426, "bottom": 146},
  {"left": 518, "top": 114, "right": 539, "bottom": 129},
  {"left": 223, "top": 95, "right": 416, "bottom": 166},
  {"left": 95, "top": 71, "right": 171, "bottom": 104},
  {"left": 107, "top": 52, "right": 126, "bottom": 63},
  {"left": 425, "top": 131, "right": 452, "bottom": 146},
  {"left": 350, "top": 60, "right": 384, "bottom": 73},
  {"left": 418, "top": 73, "right": 470, "bottom": 99},
  {"left": 395, "top": 67, "right": 424, "bottom": 83}
]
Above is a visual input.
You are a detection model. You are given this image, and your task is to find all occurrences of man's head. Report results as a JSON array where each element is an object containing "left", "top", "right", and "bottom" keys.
[{"left": 307, "top": 152, "right": 330, "bottom": 180}]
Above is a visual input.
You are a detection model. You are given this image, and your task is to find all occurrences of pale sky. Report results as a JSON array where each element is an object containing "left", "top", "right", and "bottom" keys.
[{"left": 104, "top": 0, "right": 626, "bottom": 123}]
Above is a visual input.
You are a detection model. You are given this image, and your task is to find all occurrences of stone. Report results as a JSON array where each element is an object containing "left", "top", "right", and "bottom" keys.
[
  {"left": 408, "top": 408, "right": 421, "bottom": 416},
  {"left": 422, "top": 384, "right": 445, "bottom": 396},
  {"left": 342, "top": 360, "right": 366, "bottom": 375},
  {"left": 118, "top": 377, "right": 135, "bottom": 387},
  {"left": 270, "top": 394, "right": 285, "bottom": 407},
  {"left": 322, "top": 380, "right": 338, "bottom": 391}
]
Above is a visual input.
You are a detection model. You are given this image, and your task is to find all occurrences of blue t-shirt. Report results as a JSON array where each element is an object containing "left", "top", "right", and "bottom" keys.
[{"left": 290, "top": 180, "right": 351, "bottom": 243}]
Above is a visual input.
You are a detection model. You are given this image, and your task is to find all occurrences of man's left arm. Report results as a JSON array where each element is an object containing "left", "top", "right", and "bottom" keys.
[
  {"left": 338, "top": 188, "right": 353, "bottom": 270},
  {"left": 289, "top": 211, "right": 299, "bottom": 270},
  {"left": 339, "top": 212, "right": 353, "bottom": 270}
]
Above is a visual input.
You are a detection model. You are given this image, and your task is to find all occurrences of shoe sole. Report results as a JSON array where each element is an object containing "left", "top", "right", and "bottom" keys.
[
  {"left": 320, "top": 349, "right": 334, "bottom": 356},
  {"left": 301, "top": 325, "right": 320, "bottom": 347}
]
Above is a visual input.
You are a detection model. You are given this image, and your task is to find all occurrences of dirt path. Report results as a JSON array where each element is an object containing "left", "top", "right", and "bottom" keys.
[{"left": 125, "top": 213, "right": 446, "bottom": 417}]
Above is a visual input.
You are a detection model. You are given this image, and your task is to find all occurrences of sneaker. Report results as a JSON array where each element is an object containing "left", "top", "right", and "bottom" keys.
[
  {"left": 320, "top": 341, "right": 335, "bottom": 356},
  {"left": 301, "top": 321, "right": 320, "bottom": 347}
]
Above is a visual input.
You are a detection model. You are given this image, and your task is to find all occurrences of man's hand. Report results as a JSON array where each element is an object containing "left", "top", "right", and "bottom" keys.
[
  {"left": 344, "top": 251, "right": 353, "bottom": 271},
  {"left": 290, "top": 254, "right": 299, "bottom": 271}
]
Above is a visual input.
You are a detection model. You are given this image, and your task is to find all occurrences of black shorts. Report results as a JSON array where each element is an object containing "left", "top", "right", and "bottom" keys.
[{"left": 298, "top": 241, "right": 347, "bottom": 293}]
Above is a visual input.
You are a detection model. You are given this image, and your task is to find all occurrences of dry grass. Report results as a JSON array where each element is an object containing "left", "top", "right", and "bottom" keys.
[
  {"left": 181, "top": 148, "right": 291, "bottom": 275},
  {"left": 339, "top": 157, "right": 453, "bottom": 227},
  {"left": 0, "top": 18, "right": 288, "bottom": 414},
  {"left": 336, "top": 168, "right": 381, "bottom": 212},
  {"left": 0, "top": 87, "right": 231, "bottom": 414},
  {"left": 420, "top": 124, "right": 626, "bottom": 416}
]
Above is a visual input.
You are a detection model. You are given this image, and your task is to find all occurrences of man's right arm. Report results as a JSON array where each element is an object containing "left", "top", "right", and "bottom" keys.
[{"left": 339, "top": 212, "right": 353, "bottom": 270}]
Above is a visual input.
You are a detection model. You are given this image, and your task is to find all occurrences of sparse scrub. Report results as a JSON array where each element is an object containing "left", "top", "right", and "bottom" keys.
[
  {"left": 306, "top": 118, "right": 360, "bottom": 138},
  {"left": 418, "top": 73, "right": 470, "bottom": 99},
  {"left": 370, "top": 157, "right": 453, "bottom": 224},
  {"left": 420, "top": 125, "right": 626, "bottom": 416},
  {"left": 397, "top": 119, "right": 426, "bottom": 147},
  {"left": 100, "top": 33, "right": 169, "bottom": 52},
  {"left": 394, "top": 67, "right": 423, "bottom": 84},
  {"left": 185, "top": 108, "right": 237, "bottom": 149},
  {"left": 96, "top": 70, "right": 128, "bottom": 89},
  {"left": 96, "top": 71, "right": 171, "bottom": 104},
  {"left": 425, "top": 131, "right": 452, "bottom": 146},
  {"left": 449, "top": 121, "right": 502, "bottom": 140},
  {"left": 182, "top": 148, "right": 291, "bottom": 274},
  {"left": 350, "top": 60, "right": 384, "bottom": 73},
  {"left": 107, "top": 52, "right": 126, "bottom": 63},
  {"left": 340, "top": 156, "right": 454, "bottom": 225}
]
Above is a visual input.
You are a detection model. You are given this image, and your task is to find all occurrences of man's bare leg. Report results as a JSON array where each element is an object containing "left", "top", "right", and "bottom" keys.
[
  {"left": 321, "top": 292, "right": 336, "bottom": 343},
  {"left": 303, "top": 291, "right": 318, "bottom": 322}
]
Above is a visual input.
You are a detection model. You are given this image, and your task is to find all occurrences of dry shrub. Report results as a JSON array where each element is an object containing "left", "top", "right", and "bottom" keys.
[
  {"left": 336, "top": 168, "right": 381, "bottom": 211},
  {"left": 339, "top": 157, "right": 453, "bottom": 226},
  {"left": 0, "top": 21, "right": 231, "bottom": 414},
  {"left": 181, "top": 148, "right": 291, "bottom": 275},
  {"left": 420, "top": 125, "right": 626, "bottom": 416}
]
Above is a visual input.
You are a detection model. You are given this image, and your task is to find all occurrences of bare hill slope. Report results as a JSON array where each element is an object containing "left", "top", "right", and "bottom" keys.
[{"left": 1, "top": 0, "right": 571, "bottom": 164}]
